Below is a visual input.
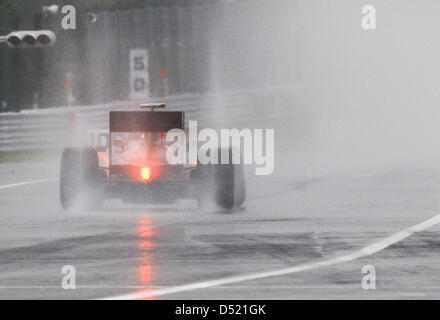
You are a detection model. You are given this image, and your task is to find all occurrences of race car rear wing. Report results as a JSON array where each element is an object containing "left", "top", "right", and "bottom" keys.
[{"left": 109, "top": 111, "right": 184, "bottom": 132}]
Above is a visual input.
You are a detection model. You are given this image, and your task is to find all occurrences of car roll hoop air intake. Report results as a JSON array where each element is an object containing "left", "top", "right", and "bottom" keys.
[{"left": 140, "top": 103, "right": 166, "bottom": 111}]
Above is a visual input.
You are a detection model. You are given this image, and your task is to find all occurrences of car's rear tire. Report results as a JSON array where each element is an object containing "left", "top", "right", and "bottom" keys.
[
  {"left": 194, "top": 163, "right": 215, "bottom": 209},
  {"left": 60, "top": 148, "right": 105, "bottom": 210},
  {"left": 194, "top": 148, "right": 246, "bottom": 210}
]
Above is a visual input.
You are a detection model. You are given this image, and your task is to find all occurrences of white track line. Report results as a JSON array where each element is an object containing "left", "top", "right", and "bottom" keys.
[
  {"left": 102, "top": 213, "right": 440, "bottom": 300},
  {"left": 0, "top": 180, "right": 49, "bottom": 190}
]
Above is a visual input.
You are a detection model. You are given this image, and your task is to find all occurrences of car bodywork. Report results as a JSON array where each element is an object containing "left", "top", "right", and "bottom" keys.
[
  {"left": 105, "top": 110, "right": 191, "bottom": 203},
  {"left": 60, "top": 105, "right": 246, "bottom": 210}
]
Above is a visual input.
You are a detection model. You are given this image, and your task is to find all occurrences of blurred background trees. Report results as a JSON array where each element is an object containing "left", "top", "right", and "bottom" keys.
[{"left": 0, "top": 0, "right": 298, "bottom": 112}]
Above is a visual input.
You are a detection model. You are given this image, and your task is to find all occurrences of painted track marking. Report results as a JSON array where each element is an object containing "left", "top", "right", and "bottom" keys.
[
  {"left": 0, "top": 180, "right": 49, "bottom": 190},
  {"left": 101, "top": 213, "right": 440, "bottom": 300}
]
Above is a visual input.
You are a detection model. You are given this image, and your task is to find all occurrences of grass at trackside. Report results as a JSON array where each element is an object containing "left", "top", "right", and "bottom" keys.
[{"left": 0, "top": 149, "right": 61, "bottom": 164}]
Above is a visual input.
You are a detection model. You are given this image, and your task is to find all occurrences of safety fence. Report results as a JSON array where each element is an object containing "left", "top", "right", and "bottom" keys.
[{"left": 0, "top": 85, "right": 304, "bottom": 152}]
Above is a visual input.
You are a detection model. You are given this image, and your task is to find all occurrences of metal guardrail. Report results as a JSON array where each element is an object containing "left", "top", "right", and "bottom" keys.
[{"left": 0, "top": 86, "right": 303, "bottom": 151}]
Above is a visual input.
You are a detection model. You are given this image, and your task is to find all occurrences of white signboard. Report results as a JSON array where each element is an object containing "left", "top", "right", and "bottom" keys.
[
  {"left": 129, "top": 49, "right": 150, "bottom": 100},
  {"left": 86, "top": 129, "right": 109, "bottom": 149}
]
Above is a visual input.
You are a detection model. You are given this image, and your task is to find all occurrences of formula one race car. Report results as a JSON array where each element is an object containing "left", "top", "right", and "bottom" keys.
[{"left": 59, "top": 104, "right": 246, "bottom": 210}]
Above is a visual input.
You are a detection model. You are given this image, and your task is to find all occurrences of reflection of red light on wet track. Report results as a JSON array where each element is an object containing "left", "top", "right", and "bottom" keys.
[{"left": 137, "top": 219, "right": 155, "bottom": 300}]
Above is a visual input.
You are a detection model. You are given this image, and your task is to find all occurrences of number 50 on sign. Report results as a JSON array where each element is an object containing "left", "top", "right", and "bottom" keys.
[{"left": 129, "top": 49, "right": 150, "bottom": 100}]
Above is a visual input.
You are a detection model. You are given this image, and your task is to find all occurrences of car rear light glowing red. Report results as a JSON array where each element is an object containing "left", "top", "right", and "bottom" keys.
[{"left": 141, "top": 167, "right": 150, "bottom": 181}]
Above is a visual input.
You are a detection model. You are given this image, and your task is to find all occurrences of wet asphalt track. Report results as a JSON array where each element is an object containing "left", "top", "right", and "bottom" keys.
[{"left": 1, "top": 156, "right": 440, "bottom": 300}]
